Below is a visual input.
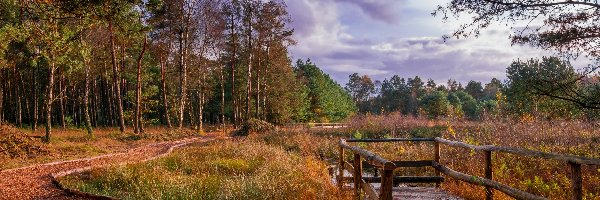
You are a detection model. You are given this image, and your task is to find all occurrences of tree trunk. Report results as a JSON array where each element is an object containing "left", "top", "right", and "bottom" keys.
[
  {"left": 178, "top": 29, "right": 188, "bottom": 129},
  {"left": 120, "top": 45, "right": 127, "bottom": 112},
  {"left": 92, "top": 78, "right": 98, "bottom": 127},
  {"left": 109, "top": 19, "right": 126, "bottom": 133},
  {"left": 197, "top": 72, "right": 205, "bottom": 132},
  {"left": 83, "top": 54, "right": 93, "bottom": 137},
  {"left": 104, "top": 62, "right": 115, "bottom": 126},
  {"left": 229, "top": 15, "right": 238, "bottom": 127},
  {"left": 134, "top": 35, "right": 147, "bottom": 134},
  {"left": 160, "top": 56, "right": 172, "bottom": 128},
  {"left": 14, "top": 68, "right": 22, "bottom": 127},
  {"left": 262, "top": 46, "right": 269, "bottom": 120},
  {"left": 220, "top": 65, "right": 225, "bottom": 128},
  {"left": 255, "top": 46, "right": 261, "bottom": 119},
  {"left": 44, "top": 62, "right": 55, "bottom": 143},
  {"left": 59, "top": 70, "right": 65, "bottom": 128},
  {"left": 32, "top": 66, "right": 38, "bottom": 131},
  {"left": 57, "top": 70, "right": 66, "bottom": 129},
  {"left": 16, "top": 81, "right": 22, "bottom": 127},
  {"left": 20, "top": 73, "right": 30, "bottom": 126},
  {"left": 246, "top": 45, "right": 252, "bottom": 120},
  {"left": 0, "top": 71, "right": 3, "bottom": 123}
]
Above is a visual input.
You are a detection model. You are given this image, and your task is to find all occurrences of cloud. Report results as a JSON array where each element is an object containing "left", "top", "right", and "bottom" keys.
[
  {"left": 334, "top": 0, "right": 401, "bottom": 24},
  {"left": 284, "top": 0, "right": 555, "bottom": 85}
]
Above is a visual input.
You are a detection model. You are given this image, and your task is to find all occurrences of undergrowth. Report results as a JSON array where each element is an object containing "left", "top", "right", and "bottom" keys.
[{"left": 59, "top": 139, "right": 350, "bottom": 200}]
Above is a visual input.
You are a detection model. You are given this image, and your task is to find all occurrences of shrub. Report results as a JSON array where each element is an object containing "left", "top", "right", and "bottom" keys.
[
  {"left": 233, "top": 118, "right": 275, "bottom": 136},
  {"left": 0, "top": 125, "right": 47, "bottom": 159},
  {"left": 420, "top": 91, "right": 450, "bottom": 119}
]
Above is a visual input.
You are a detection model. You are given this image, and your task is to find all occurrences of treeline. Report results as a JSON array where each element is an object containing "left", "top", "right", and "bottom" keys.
[
  {"left": 346, "top": 56, "right": 600, "bottom": 121},
  {"left": 0, "top": 0, "right": 355, "bottom": 142}
]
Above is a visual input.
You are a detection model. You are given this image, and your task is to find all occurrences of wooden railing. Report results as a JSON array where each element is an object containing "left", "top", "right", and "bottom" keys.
[
  {"left": 283, "top": 123, "right": 348, "bottom": 128},
  {"left": 337, "top": 137, "right": 600, "bottom": 200}
]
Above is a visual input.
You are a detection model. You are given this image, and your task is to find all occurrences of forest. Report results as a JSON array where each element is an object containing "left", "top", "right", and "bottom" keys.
[
  {"left": 1, "top": 0, "right": 600, "bottom": 199},
  {"left": 346, "top": 56, "right": 600, "bottom": 121},
  {"left": 1, "top": 0, "right": 600, "bottom": 143},
  {"left": 0, "top": 0, "right": 357, "bottom": 142}
]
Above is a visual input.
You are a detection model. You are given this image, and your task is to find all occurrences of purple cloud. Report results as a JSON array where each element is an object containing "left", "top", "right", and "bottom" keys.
[
  {"left": 334, "top": 0, "right": 401, "bottom": 24},
  {"left": 284, "top": 0, "right": 561, "bottom": 86}
]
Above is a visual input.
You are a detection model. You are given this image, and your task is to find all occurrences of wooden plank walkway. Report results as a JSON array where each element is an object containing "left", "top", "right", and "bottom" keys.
[{"left": 382, "top": 186, "right": 462, "bottom": 200}]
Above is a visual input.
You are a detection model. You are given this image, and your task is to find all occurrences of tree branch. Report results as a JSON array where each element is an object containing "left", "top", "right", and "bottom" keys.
[{"left": 482, "top": 0, "right": 600, "bottom": 9}]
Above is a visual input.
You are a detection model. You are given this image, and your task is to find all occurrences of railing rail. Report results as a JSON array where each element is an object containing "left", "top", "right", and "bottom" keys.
[
  {"left": 434, "top": 137, "right": 600, "bottom": 165},
  {"left": 283, "top": 123, "right": 348, "bottom": 128},
  {"left": 338, "top": 137, "right": 599, "bottom": 200}
]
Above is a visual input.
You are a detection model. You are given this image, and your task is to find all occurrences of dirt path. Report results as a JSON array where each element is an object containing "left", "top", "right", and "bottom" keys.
[{"left": 0, "top": 136, "right": 216, "bottom": 200}]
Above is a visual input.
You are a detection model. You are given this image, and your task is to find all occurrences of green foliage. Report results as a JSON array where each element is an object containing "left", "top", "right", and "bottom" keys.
[
  {"left": 464, "top": 81, "right": 483, "bottom": 100},
  {"left": 295, "top": 59, "right": 357, "bottom": 122},
  {"left": 352, "top": 130, "right": 362, "bottom": 139},
  {"left": 504, "top": 57, "right": 583, "bottom": 119},
  {"left": 409, "top": 125, "right": 445, "bottom": 138},
  {"left": 420, "top": 90, "right": 449, "bottom": 119},
  {"left": 345, "top": 73, "right": 375, "bottom": 112},
  {"left": 462, "top": 98, "right": 482, "bottom": 120},
  {"left": 378, "top": 75, "right": 410, "bottom": 114}
]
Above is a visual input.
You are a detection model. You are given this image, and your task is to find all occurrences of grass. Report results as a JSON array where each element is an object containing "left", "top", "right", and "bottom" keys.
[
  {"left": 11, "top": 114, "right": 600, "bottom": 199},
  {"left": 58, "top": 139, "right": 350, "bottom": 200},
  {"left": 336, "top": 113, "right": 600, "bottom": 200},
  {"left": 0, "top": 126, "right": 203, "bottom": 170}
]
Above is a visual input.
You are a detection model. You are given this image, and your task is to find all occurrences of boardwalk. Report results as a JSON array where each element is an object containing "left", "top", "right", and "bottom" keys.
[
  {"left": 386, "top": 186, "right": 462, "bottom": 200},
  {"left": 339, "top": 137, "right": 600, "bottom": 200},
  {"left": 339, "top": 172, "right": 462, "bottom": 200}
]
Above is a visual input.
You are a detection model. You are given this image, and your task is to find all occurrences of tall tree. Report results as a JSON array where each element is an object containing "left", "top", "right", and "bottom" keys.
[
  {"left": 465, "top": 80, "right": 483, "bottom": 100},
  {"left": 504, "top": 57, "right": 595, "bottom": 117},
  {"left": 345, "top": 73, "right": 375, "bottom": 113}
]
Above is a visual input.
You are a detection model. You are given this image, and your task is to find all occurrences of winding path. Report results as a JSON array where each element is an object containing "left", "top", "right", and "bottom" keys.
[{"left": 0, "top": 136, "right": 216, "bottom": 200}]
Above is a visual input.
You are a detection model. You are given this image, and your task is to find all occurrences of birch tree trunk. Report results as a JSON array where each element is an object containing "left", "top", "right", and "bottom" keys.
[
  {"left": 178, "top": 29, "right": 188, "bottom": 129},
  {"left": 160, "top": 56, "right": 172, "bottom": 128},
  {"left": 44, "top": 61, "right": 55, "bottom": 143},
  {"left": 59, "top": 71, "right": 65, "bottom": 128},
  {"left": 83, "top": 58, "right": 93, "bottom": 137},
  {"left": 220, "top": 65, "right": 225, "bottom": 129}
]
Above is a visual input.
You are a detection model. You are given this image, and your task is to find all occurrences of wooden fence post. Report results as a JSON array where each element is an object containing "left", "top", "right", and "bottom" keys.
[
  {"left": 338, "top": 146, "right": 345, "bottom": 189},
  {"left": 434, "top": 142, "right": 441, "bottom": 188},
  {"left": 484, "top": 150, "right": 493, "bottom": 200},
  {"left": 569, "top": 162, "right": 582, "bottom": 200},
  {"left": 353, "top": 153, "right": 362, "bottom": 199},
  {"left": 380, "top": 166, "right": 394, "bottom": 200}
]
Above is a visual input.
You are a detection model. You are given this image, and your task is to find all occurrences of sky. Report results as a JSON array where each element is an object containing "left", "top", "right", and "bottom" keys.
[{"left": 283, "top": 0, "right": 552, "bottom": 86}]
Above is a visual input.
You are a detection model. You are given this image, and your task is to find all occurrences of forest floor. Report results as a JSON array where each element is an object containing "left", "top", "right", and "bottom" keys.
[{"left": 0, "top": 134, "right": 218, "bottom": 200}]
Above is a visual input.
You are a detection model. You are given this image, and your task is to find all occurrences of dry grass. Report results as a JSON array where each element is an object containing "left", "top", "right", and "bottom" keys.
[
  {"left": 338, "top": 113, "right": 600, "bottom": 200},
  {"left": 58, "top": 138, "right": 351, "bottom": 200},
  {"left": 6, "top": 115, "right": 599, "bottom": 199},
  {"left": 0, "top": 125, "right": 202, "bottom": 170}
]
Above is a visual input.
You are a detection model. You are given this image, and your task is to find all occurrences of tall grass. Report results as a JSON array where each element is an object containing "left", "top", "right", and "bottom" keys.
[
  {"left": 59, "top": 139, "right": 350, "bottom": 200},
  {"left": 339, "top": 113, "right": 600, "bottom": 200},
  {"left": 50, "top": 114, "right": 600, "bottom": 199}
]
